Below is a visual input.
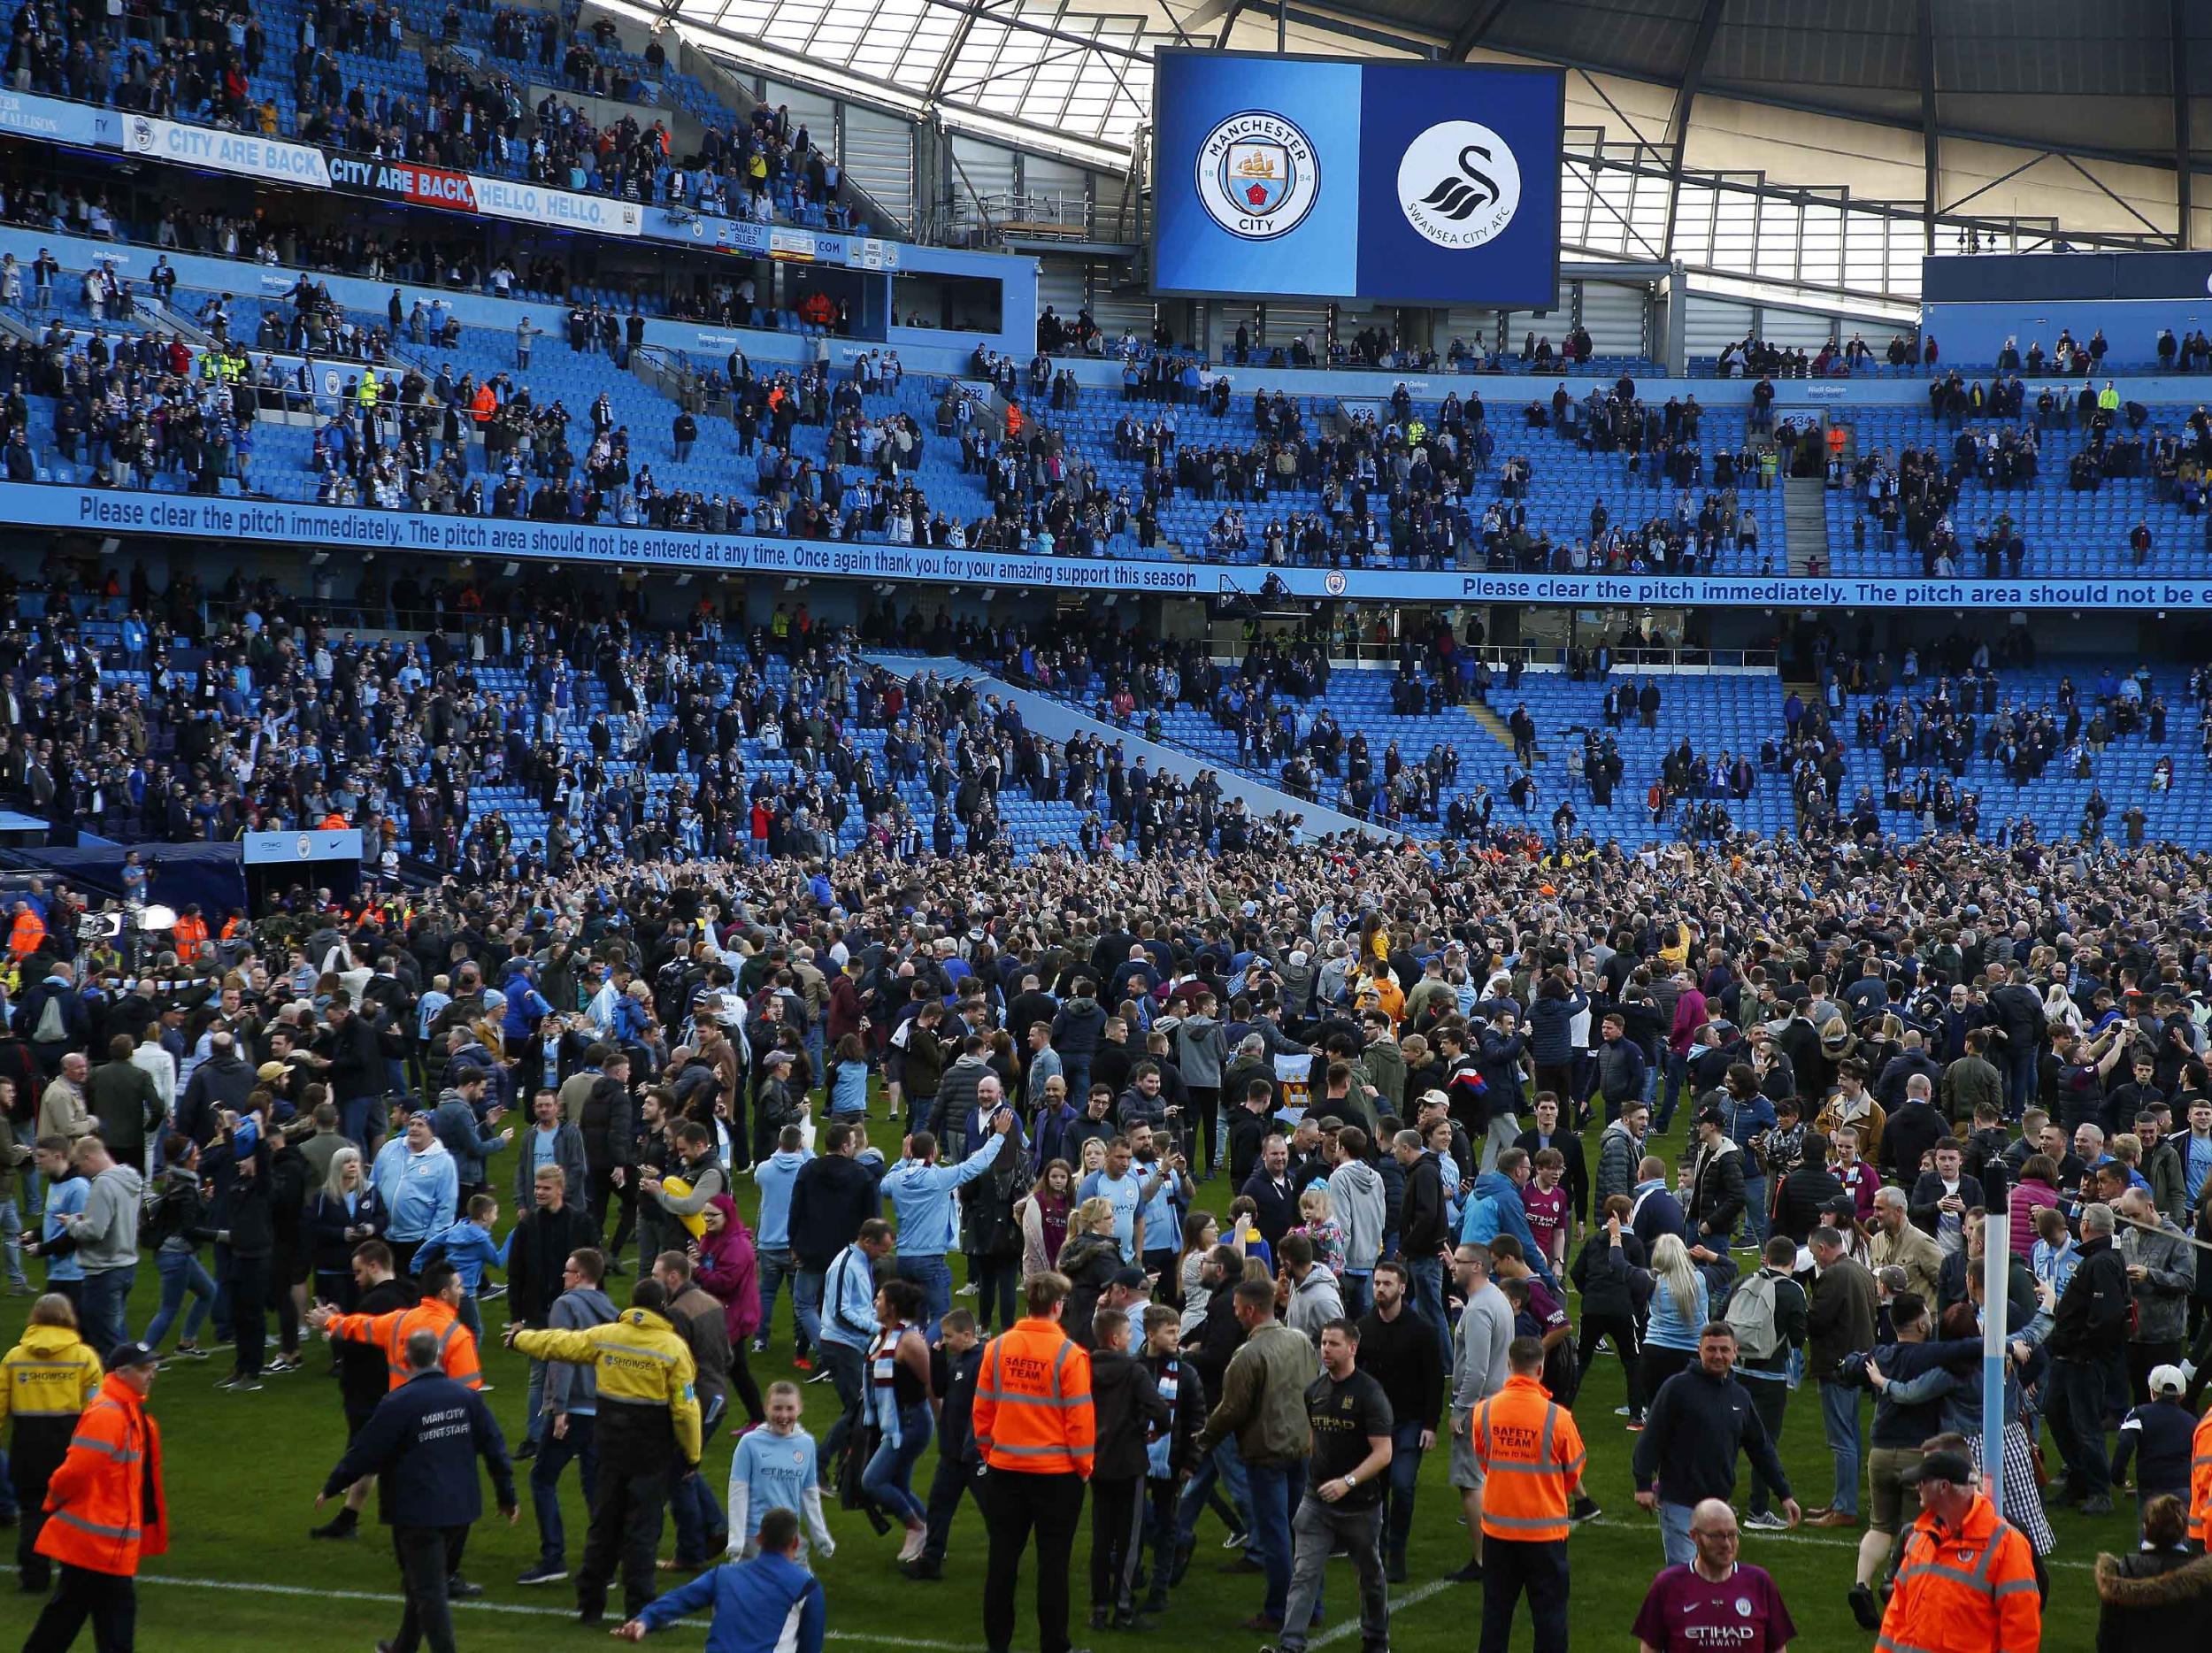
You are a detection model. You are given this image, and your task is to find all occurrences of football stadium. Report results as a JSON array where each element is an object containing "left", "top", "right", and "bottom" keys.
[{"left": 1, "top": 1, "right": 2209, "bottom": 1649}]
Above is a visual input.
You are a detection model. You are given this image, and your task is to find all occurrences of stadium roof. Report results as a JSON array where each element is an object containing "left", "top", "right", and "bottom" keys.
[
  {"left": 652, "top": 0, "right": 2212, "bottom": 171},
  {"left": 1388, "top": 0, "right": 2212, "bottom": 172}
]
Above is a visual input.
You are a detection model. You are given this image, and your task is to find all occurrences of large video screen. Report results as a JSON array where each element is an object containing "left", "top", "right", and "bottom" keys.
[{"left": 1150, "top": 50, "right": 1563, "bottom": 308}]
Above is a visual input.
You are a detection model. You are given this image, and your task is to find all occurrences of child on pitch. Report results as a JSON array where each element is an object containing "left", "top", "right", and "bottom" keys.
[
  {"left": 1133, "top": 1303, "right": 1207, "bottom": 1617},
  {"left": 728, "top": 1380, "right": 838, "bottom": 1563},
  {"left": 903, "top": 1308, "right": 983, "bottom": 1580},
  {"left": 417, "top": 1192, "right": 503, "bottom": 1338}
]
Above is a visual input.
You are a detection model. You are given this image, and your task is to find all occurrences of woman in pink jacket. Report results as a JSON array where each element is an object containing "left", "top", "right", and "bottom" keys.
[
  {"left": 2008, "top": 1152, "right": 2062, "bottom": 1260},
  {"left": 693, "top": 1193, "right": 767, "bottom": 1429}
]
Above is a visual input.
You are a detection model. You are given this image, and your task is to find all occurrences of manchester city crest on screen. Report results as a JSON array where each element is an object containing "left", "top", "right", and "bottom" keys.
[{"left": 1195, "top": 111, "right": 1320, "bottom": 241}]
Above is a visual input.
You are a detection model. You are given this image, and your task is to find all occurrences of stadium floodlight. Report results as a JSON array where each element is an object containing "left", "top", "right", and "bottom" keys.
[
  {"left": 311, "top": 551, "right": 330, "bottom": 565},
  {"left": 979, "top": 588, "right": 996, "bottom": 601},
  {"left": 501, "top": 562, "right": 519, "bottom": 577},
  {"left": 139, "top": 904, "right": 177, "bottom": 932}
]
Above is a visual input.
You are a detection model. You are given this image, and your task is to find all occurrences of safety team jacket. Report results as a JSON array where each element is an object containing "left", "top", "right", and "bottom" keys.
[
  {"left": 511, "top": 1305, "right": 703, "bottom": 1469},
  {"left": 1876, "top": 1490, "right": 2041, "bottom": 1653},
  {"left": 0, "top": 1323, "right": 104, "bottom": 1485},
  {"left": 35, "top": 1372, "right": 168, "bottom": 1578},
  {"left": 2193, "top": 1407, "right": 2212, "bottom": 1549},
  {"left": 1469, "top": 1372, "right": 1586, "bottom": 1542},
  {"left": 972, "top": 1315, "right": 1095, "bottom": 1478},
  {"left": 324, "top": 1295, "right": 484, "bottom": 1391}
]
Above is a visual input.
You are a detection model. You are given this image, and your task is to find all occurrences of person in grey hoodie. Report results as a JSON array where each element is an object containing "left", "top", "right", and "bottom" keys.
[
  {"left": 1267, "top": 946, "right": 1313, "bottom": 1022},
  {"left": 1280, "top": 1233, "right": 1345, "bottom": 1345},
  {"left": 520, "top": 1244, "right": 618, "bottom": 1585},
  {"left": 1168, "top": 997, "right": 1229, "bottom": 1174},
  {"left": 1326, "top": 1128, "right": 1387, "bottom": 1320},
  {"left": 61, "top": 1135, "right": 143, "bottom": 1354}
]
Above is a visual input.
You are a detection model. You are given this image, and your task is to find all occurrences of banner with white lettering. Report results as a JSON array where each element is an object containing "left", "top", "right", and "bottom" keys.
[
  {"left": 0, "top": 90, "right": 107, "bottom": 147},
  {"left": 326, "top": 157, "right": 480, "bottom": 211},
  {"left": 8, "top": 482, "right": 2209, "bottom": 611},
  {"left": 119, "top": 115, "right": 332, "bottom": 188}
]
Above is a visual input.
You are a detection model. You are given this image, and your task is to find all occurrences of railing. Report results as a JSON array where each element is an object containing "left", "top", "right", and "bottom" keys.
[
  {"left": 933, "top": 191, "right": 1094, "bottom": 246},
  {"left": 1204, "top": 635, "right": 1781, "bottom": 673},
  {"left": 630, "top": 343, "right": 727, "bottom": 419}
]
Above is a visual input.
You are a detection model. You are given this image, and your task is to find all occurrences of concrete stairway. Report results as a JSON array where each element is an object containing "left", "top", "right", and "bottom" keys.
[{"left": 1784, "top": 475, "right": 1832, "bottom": 573}]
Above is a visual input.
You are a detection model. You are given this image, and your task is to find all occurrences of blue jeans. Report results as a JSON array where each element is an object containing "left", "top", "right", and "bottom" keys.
[
  {"left": 672, "top": 1398, "right": 729, "bottom": 1562},
  {"left": 1244, "top": 1459, "right": 1308, "bottom": 1623},
  {"left": 526, "top": 1360, "right": 549, "bottom": 1444},
  {"left": 1340, "top": 1272, "right": 1373, "bottom": 1323},
  {"left": 758, "top": 1247, "right": 810, "bottom": 1354},
  {"left": 1063, "top": 1056, "right": 1092, "bottom": 1105},
  {"left": 1176, "top": 1437, "right": 1252, "bottom": 1549},
  {"left": 77, "top": 1265, "right": 135, "bottom": 1355},
  {"left": 895, "top": 1254, "right": 953, "bottom": 1342},
  {"left": 340, "top": 1093, "right": 384, "bottom": 1151},
  {"left": 1381, "top": 1419, "right": 1425, "bottom": 1562},
  {"left": 794, "top": 1269, "right": 825, "bottom": 1357},
  {"left": 863, "top": 1403, "right": 934, "bottom": 1526},
  {"left": 0, "top": 1196, "right": 23, "bottom": 1286},
  {"left": 529, "top": 1412, "right": 600, "bottom": 1564},
  {"left": 1818, "top": 1380, "right": 1865, "bottom": 1517},
  {"left": 1406, "top": 1255, "right": 1448, "bottom": 1367},
  {"left": 1739, "top": 1173, "right": 1770, "bottom": 1246},
  {"left": 145, "top": 1249, "right": 215, "bottom": 1349},
  {"left": 1657, "top": 1502, "right": 1696, "bottom": 1568},
  {"left": 1655, "top": 1052, "right": 1689, "bottom": 1134}
]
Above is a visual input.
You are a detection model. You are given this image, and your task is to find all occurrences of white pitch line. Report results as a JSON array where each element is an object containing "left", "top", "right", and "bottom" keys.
[
  {"left": 1309, "top": 1577, "right": 1455, "bottom": 1646},
  {"left": 0, "top": 1567, "right": 980, "bottom": 1649}
]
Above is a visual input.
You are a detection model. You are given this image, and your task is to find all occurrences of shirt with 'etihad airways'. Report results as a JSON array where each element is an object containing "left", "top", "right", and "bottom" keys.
[{"left": 1629, "top": 1560, "right": 1796, "bottom": 1652}]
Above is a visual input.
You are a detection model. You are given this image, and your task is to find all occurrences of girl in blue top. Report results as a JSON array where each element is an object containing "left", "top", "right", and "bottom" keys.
[
  {"left": 1639, "top": 1233, "right": 1710, "bottom": 1403},
  {"left": 828, "top": 1034, "right": 870, "bottom": 1119}
]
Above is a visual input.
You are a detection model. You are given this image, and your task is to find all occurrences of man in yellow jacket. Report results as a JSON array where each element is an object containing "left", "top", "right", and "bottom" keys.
[
  {"left": 2, "top": 1294, "right": 104, "bottom": 1590},
  {"left": 506, "top": 1277, "right": 701, "bottom": 1626}
]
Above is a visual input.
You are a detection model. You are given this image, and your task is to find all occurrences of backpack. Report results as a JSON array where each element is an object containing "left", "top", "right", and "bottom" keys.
[
  {"left": 32, "top": 992, "right": 65, "bottom": 1045},
  {"left": 1723, "top": 1269, "right": 1786, "bottom": 1361}
]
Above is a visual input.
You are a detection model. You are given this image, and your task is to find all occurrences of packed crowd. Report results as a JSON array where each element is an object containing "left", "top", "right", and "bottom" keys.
[
  {"left": 12, "top": 749, "right": 2212, "bottom": 1649},
  {"left": 1, "top": 0, "right": 855, "bottom": 227}
]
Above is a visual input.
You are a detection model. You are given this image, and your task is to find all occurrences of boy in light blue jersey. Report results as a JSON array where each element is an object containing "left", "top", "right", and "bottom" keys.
[
  {"left": 417, "top": 1192, "right": 503, "bottom": 1338},
  {"left": 727, "top": 1380, "right": 837, "bottom": 1562}
]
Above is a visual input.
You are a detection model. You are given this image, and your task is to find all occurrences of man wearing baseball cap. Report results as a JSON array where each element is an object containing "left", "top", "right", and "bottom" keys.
[
  {"left": 1878, "top": 1441, "right": 2039, "bottom": 1652},
  {"left": 2113, "top": 1364, "right": 2197, "bottom": 1525},
  {"left": 23, "top": 1341, "right": 165, "bottom": 1652}
]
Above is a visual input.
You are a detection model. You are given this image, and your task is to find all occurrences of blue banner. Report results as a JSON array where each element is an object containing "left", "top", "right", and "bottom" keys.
[
  {"left": 0, "top": 89, "right": 107, "bottom": 147},
  {"left": 1150, "top": 50, "right": 1563, "bottom": 307},
  {"left": 9, "top": 483, "right": 2210, "bottom": 611}
]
